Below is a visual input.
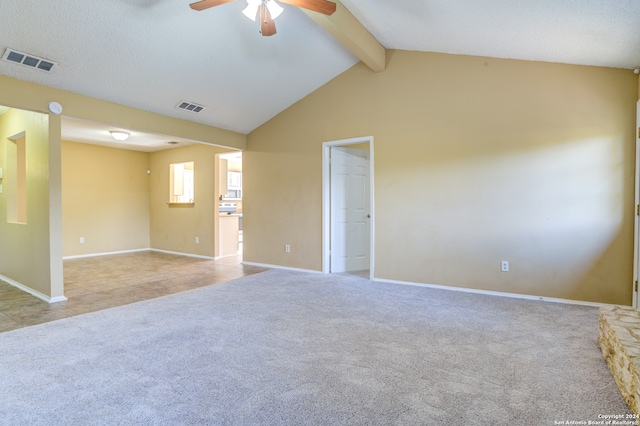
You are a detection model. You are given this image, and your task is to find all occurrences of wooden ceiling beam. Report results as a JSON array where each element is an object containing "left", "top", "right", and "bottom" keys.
[{"left": 301, "top": 1, "right": 386, "bottom": 73}]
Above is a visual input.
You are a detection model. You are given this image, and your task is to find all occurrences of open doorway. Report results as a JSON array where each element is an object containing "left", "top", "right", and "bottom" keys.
[
  {"left": 322, "top": 137, "right": 374, "bottom": 279},
  {"left": 217, "top": 151, "right": 243, "bottom": 259}
]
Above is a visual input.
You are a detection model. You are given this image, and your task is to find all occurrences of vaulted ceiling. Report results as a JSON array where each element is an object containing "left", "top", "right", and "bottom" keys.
[{"left": 0, "top": 0, "right": 638, "bottom": 147}]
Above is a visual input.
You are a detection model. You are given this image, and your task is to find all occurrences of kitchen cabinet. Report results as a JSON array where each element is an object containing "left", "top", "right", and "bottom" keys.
[
  {"left": 218, "top": 214, "right": 239, "bottom": 257},
  {"left": 228, "top": 172, "right": 242, "bottom": 189}
]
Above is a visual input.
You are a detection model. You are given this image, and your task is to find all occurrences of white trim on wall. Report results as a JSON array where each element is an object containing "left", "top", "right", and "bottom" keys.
[
  {"left": 633, "top": 99, "right": 640, "bottom": 308},
  {"left": 0, "top": 273, "right": 67, "bottom": 304},
  {"left": 214, "top": 252, "right": 243, "bottom": 261},
  {"left": 150, "top": 248, "right": 216, "bottom": 260},
  {"left": 375, "top": 277, "right": 622, "bottom": 308},
  {"left": 63, "top": 248, "right": 150, "bottom": 260},
  {"left": 322, "top": 136, "right": 375, "bottom": 279},
  {"left": 65, "top": 248, "right": 217, "bottom": 261},
  {"left": 242, "top": 261, "right": 322, "bottom": 274}
]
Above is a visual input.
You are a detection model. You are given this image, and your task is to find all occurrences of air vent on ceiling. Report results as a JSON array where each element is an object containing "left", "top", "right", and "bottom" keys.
[
  {"left": 2, "top": 48, "right": 58, "bottom": 73},
  {"left": 176, "top": 101, "right": 206, "bottom": 114}
]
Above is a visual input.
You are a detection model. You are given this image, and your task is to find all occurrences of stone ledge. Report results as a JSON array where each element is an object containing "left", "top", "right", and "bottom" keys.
[{"left": 598, "top": 305, "right": 640, "bottom": 415}]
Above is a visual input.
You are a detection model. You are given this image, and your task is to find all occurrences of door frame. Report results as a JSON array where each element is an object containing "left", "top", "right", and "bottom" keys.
[
  {"left": 322, "top": 136, "right": 375, "bottom": 278},
  {"left": 633, "top": 100, "right": 640, "bottom": 307}
]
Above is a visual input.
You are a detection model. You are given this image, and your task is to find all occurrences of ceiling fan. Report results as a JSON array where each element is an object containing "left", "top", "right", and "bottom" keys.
[{"left": 189, "top": 0, "right": 336, "bottom": 36}]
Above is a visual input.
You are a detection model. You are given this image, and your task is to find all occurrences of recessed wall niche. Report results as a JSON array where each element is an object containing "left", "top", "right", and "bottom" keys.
[{"left": 6, "top": 131, "right": 27, "bottom": 224}]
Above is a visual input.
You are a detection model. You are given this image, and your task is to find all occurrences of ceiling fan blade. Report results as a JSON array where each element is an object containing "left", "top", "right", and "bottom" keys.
[
  {"left": 278, "top": 0, "right": 336, "bottom": 15},
  {"left": 189, "top": 0, "right": 235, "bottom": 11},
  {"left": 259, "top": 5, "right": 277, "bottom": 36}
]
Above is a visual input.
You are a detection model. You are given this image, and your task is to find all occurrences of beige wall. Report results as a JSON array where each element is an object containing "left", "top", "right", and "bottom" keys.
[
  {"left": 62, "top": 141, "right": 150, "bottom": 256},
  {"left": 0, "top": 76, "right": 246, "bottom": 151},
  {"left": 0, "top": 75, "right": 244, "bottom": 299},
  {"left": 245, "top": 50, "right": 638, "bottom": 304},
  {"left": 0, "top": 108, "right": 62, "bottom": 298},
  {"left": 150, "top": 144, "right": 228, "bottom": 257},
  {"left": 62, "top": 141, "right": 231, "bottom": 259}
]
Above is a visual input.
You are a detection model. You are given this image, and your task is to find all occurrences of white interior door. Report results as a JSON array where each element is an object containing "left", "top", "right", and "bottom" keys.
[{"left": 330, "top": 147, "right": 370, "bottom": 273}]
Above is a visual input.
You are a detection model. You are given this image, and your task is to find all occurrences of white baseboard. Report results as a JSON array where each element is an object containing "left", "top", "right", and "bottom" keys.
[
  {"left": 150, "top": 248, "right": 216, "bottom": 260},
  {"left": 242, "top": 261, "right": 322, "bottom": 274},
  {"left": 64, "top": 248, "right": 216, "bottom": 261},
  {"left": 214, "top": 253, "right": 241, "bottom": 260},
  {"left": 374, "top": 277, "right": 622, "bottom": 308},
  {"left": 63, "top": 248, "right": 149, "bottom": 260},
  {"left": 62, "top": 250, "right": 618, "bottom": 307},
  {"left": 0, "top": 274, "right": 67, "bottom": 304}
]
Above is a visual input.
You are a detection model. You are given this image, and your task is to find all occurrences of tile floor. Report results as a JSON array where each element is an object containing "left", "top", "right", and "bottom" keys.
[{"left": 0, "top": 251, "right": 268, "bottom": 333}]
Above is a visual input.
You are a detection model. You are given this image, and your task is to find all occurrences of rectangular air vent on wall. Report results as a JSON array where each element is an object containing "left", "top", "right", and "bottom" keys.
[
  {"left": 176, "top": 101, "right": 206, "bottom": 114},
  {"left": 2, "top": 48, "right": 58, "bottom": 73}
]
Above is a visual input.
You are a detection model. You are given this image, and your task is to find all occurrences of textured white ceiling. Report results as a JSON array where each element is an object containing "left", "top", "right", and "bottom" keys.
[
  {"left": 341, "top": 0, "right": 640, "bottom": 69},
  {"left": 61, "top": 116, "right": 201, "bottom": 153},
  {"left": 0, "top": 0, "right": 357, "bottom": 135},
  {"left": 0, "top": 0, "right": 638, "bottom": 148}
]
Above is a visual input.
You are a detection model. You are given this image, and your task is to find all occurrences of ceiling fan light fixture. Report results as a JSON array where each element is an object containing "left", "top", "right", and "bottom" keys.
[
  {"left": 243, "top": 0, "right": 282, "bottom": 21},
  {"left": 189, "top": 0, "right": 337, "bottom": 37},
  {"left": 109, "top": 130, "right": 130, "bottom": 141},
  {"left": 266, "top": 0, "right": 283, "bottom": 20},
  {"left": 242, "top": 0, "right": 261, "bottom": 21}
]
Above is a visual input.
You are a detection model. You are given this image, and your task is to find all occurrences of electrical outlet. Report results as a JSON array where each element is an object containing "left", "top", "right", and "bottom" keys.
[
  {"left": 80, "top": 237, "right": 85, "bottom": 244},
  {"left": 501, "top": 261, "right": 509, "bottom": 272},
  {"left": 195, "top": 237, "right": 199, "bottom": 244},
  {"left": 285, "top": 244, "right": 291, "bottom": 253}
]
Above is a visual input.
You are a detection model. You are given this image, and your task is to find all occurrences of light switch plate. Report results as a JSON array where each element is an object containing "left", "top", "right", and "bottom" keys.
[{"left": 0, "top": 167, "right": 3, "bottom": 179}]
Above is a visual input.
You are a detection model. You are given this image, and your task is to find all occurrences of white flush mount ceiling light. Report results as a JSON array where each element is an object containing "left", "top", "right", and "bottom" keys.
[{"left": 109, "top": 130, "right": 130, "bottom": 141}]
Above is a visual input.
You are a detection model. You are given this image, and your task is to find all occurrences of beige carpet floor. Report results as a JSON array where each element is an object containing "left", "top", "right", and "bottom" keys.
[{"left": 0, "top": 269, "right": 628, "bottom": 425}]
